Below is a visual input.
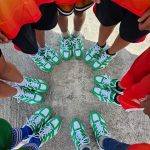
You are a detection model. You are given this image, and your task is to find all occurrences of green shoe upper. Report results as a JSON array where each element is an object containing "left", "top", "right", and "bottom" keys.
[
  {"left": 70, "top": 118, "right": 90, "bottom": 150},
  {"left": 94, "top": 74, "right": 119, "bottom": 89},
  {"left": 13, "top": 87, "right": 44, "bottom": 104},
  {"left": 91, "top": 50, "right": 116, "bottom": 71},
  {"left": 92, "top": 86, "right": 119, "bottom": 105},
  {"left": 60, "top": 36, "right": 72, "bottom": 60},
  {"left": 23, "top": 106, "right": 52, "bottom": 132},
  {"left": 30, "top": 52, "right": 53, "bottom": 72},
  {"left": 40, "top": 44, "right": 61, "bottom": 65},
  {"left": 90, "top": 112, "right": 110, "bottom": 148},
  {"left": 38, "top": 116, "right": 62, "bottom": 147},
  {"left": 71, "top": 34, "right": 84, "bottom": 59},
  {"left": 84, "top": 44, "right": 108, "bottom": 63},
  {"left": 17, "top": 77, "right": 49, "bottom": 93}
]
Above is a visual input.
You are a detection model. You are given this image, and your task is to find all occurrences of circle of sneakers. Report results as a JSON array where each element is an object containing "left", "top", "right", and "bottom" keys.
[{"left": 13, "top": 37, "right": 123, "bottom": 149}]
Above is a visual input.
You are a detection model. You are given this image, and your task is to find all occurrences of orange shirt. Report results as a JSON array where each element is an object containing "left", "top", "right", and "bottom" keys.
[
  {"left": 112, "top": 0, "right": 150, "bottom": 16},
  {"left": 128, "top": 143, "right": 150, "bottom": 150},
  {"left": 0, "top": 0, "right": 54, "bottom": 39}
]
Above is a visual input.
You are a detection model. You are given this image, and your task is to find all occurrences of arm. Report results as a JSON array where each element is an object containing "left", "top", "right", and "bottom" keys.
[{"left": 138, "top": 8, "right": 150, "bottom": 31}]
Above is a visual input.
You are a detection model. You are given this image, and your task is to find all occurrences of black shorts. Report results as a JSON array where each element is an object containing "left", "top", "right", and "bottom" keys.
[
  {"left": 95, "top": 0, "right": 150, "bottom": 43},
  {"left": 0, "top": 49, "right": 2, "bottom": 57},
  {"left": 12, "top": 3, "right": 57, "bottom": 54}
]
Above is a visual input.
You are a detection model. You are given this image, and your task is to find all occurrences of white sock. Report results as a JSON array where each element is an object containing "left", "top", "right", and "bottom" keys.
[
  {"left": 73, "top": 30, "right": 80, "bottom": 37},
  {"left": 17, "top": 78, "right": 27, "bottom": 86},
  {"left": 62, "top": 31, "right": 70, "bottom": 38},
  {"left": 14, "top": 86, "right": 22, "bottom": 96}
]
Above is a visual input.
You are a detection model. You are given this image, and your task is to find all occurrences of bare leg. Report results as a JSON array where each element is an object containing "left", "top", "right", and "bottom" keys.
[
  {"left": 0, "top": 81, "right": 17, "bottom": 98},
  {"left": 73, "top": 11, "right": 86, "bottom": 36},
  {"left": 35, "top": 30, "right": 45, "bottom": 48},
  {"left": 108, "top": 35, "right": 130, "bottom": 55},
  {"left": 98, "top": 25, "right": 116, "bottom": 46},
  {"left": 58, "top": 13, "right": 69, "bottom": 33},
  {"left": 0, "top": 55, "right": 23, "bottom": 83}
]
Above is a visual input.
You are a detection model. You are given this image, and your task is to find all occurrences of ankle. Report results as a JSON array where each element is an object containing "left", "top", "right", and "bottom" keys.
[
  {"left": 114, "top": 94, "right": 121, "bottom": 104},
  {"left": 73, "top": 30, "right": 80, "bottom": 37},
  {"left": 62, "top": 31, "right": 70, "bottom": 38},
  {"left": 97, "top": 43, "right": 106, "bottom": 48},
  {"left": 116, "top": 81, "right": 124, "bottom": 92},
  {"left": 106, "top": 49, "right": 116, "bottom": 56}
]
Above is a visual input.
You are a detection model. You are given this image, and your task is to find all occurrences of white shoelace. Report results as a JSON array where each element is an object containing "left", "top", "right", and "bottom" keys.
[
  {"left": 63, "top": 38, "right": 71, "bottom": 52},
  {"left": 39, "top": 124, "right": 53, "bottom": 139},
  {"left": 26, "top": 115, "right": 43, "bottom": 129},
  {"left": 100, "top": 89, "right": 111, "bottom": 103},
  {"left": 95, "top": 122, "right": 105, "bottom": 137},
  {"left": 19, "top": 89, "right": 34, "bottom": 99},
  {"left": 90, "top": 44, "right": 101, "bottom": 56},
  {"left": 72, "top": 38, "right": 80, "bottom": 50},
  {"left": 102, "top": 76, "right": 111, "bottom": 86},
  {"left": 44, "top": 47, "right": 54, "bottom": 58},
  {"left": 32, "top": 54, "right": 47, "bottom": 65},
  {"left": 25, "top": 79, "right": 39, "bottom": 89},
  {"left": 97, "top": 52, "right": 108, "bottom": 63},
  {"left": 75, "top": 130, "right": 89, "bottom": 148}
]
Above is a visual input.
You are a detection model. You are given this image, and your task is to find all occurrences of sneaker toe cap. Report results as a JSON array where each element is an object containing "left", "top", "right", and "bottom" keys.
[
  {"left": 75, "top": 50, "right": 81, "bottom": 57},
  {"left": 35, "top": 95, "right": 43, "bottom": 102},
  {"left": 85, "top": 55, "right": 91, "bottom": 61},
  {"left": 40, "top": 84, "right": 47, "bottom": 90},
  {"left": 94, "top": 87, "right": 101, "bottom": 94},
  {"left": 93, "top": 62, "right": 100, "bottom": 68},
  {"left": 64, "top": 52, "right": 69, "bottom": 58},
  {"left": 45, "top": 63, "right": 52, "bottom": 69}
]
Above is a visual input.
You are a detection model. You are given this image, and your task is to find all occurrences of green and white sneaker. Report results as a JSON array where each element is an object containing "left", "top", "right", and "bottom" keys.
[
  {"left": 60, "top": 36, "right": 72, "bottom": 60},
  {"left": 91, "top": 50, "right": 116, "bottom": 71},
  {"left": 84, "top": 44, "right": 109, "bottom": 63},
  {"left": 70, "top": 119, "right": 91, "bottom": 150},
  {"left": 30, "top": 52, "right": 53, "bottom": 72},
  {"left": 37, "top": 116, "right": 62, "bottom": 147},
  {"left": 16, "top": 77, "right": 49, "bottom": 93},
  {"left": 40, "top": 44, "right": 61, "bottom": 65},
  {"left": 23, "top": 106, "right": 52, "bottom": 132},
  {"left": 71, "top": 34, "right": 84, "bottom": 59},
  {"left": 13, "top": 86, "right": 44, "bottom": 104},
  {"left": 92, "top": 85, "right": 120, "bottom": 105},
  {"left": 94, "top": 74, "right": 121, "bottom": 93},
  {"left": 90, "top": 112, "right": 110, "bottom": 150}
]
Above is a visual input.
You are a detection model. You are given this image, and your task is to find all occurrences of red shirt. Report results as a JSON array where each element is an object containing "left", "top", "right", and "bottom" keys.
[
  {"left": 128, "top": 143, "right": 150, "bottom": 150},
  {"left": 112, "top": 0, "right": 150, "bottom": 16},
  {"left": 55, "top": 0, "right": 80, "bottom": 5}
]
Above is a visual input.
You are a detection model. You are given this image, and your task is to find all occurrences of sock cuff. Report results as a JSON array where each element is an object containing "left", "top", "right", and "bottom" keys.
[
  {"left": 116, "top": 81, "right": 124, "bottom": 92},
  {"left": 106, "top": 49, "right": 116, "bottom": 56},
  {"left": 13, "top": 86, "right": 21, "bottom": 97},
  {"left": 22, "top": 143, "right": 39, "bottom": 150}
]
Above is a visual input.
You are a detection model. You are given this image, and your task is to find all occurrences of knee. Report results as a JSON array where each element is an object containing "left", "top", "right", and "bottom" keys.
[{"left": 74, "top": 11, "right": 85, "bottom": 17}]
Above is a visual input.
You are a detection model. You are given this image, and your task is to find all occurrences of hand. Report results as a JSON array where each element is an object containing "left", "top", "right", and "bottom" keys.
[
  {"left": 92, "top": 0, "right": 101, "bottom": 4},
  {"left": 140, "top": 95, "right": 150, "bottom": 118},
  {"left": 138, "top": 8, "right": 150, "bottom": 31},
  {"left": 0, "top": 31, "right": 9, "bottom": 43}
]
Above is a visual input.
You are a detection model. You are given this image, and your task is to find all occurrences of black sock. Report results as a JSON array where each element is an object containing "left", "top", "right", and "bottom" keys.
[
  {"left": 97, "top": 43, "right": 106, "bottom": 48},
  {"left": 106, "top": 49, "right": 116, "bottom": 56},
  {"left": 114, "top": 93, "right": 120, "bottom": 104},
  {"left": 116, "top": 81, "right": 124, "bottom": 92}
]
